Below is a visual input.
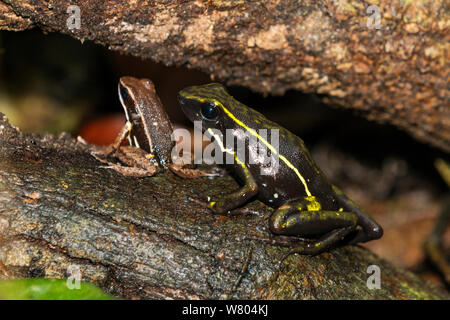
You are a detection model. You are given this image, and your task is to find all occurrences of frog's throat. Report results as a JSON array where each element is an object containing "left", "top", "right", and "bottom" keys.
[{"left": 191, "top": 96, "right": 313, "bottom": 198}]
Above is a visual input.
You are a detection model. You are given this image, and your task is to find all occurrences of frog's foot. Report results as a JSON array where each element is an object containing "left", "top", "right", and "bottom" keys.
[
  {"left": 168, "top": 163, "right": 220, "bottom": 179},
  {"left": 93, "top": 147, "right": 159, "bottom": 177},
  {"left": 241, "top": 234, "right": 312, "bottom": 247},
  {"left": 188, "top": 189, "right": 263, "bottom": 217},
  {"left": 186, "top": 189, "right": 211, "bottom": 209},
  {"left": 280, "top": 226, "right": 355, "bottom": 259},
  {"left": 227, "top": 208, "right": 265, "bottom": 217},
  {"left": 186, "top": 159, "right": 260, "bottom": 215},
  {"left": 333, "top": 185, "right": 383, "bottom": 244},
  {"left": 99, "top": 162, "right": 158, "bottom": 177},
  {"left": 189, "top": 188, "right": 211, "bottom": 203}
]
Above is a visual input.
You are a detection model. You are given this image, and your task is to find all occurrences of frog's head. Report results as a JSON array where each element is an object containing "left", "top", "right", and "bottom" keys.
[
  {"left": 119, "top": 77, "right": 157, "bottom": 121},
  {"left": 178, "top": 83, "right": 236, "bottom": 134}
]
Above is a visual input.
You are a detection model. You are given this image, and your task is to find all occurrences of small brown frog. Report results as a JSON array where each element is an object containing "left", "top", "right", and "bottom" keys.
[{"left": 87, "top": 76, "right": 215, "bottom": 178}]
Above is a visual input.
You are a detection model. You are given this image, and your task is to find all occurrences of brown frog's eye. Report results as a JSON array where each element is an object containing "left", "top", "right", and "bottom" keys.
[
  {"left": 201, "top": 102, "right": 218, "bottom": 120},
  {"left": 119, "top": 85, "right": 129, "bottom": 101}
]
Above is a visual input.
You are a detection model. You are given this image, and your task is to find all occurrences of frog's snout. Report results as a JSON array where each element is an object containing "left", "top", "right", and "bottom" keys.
[{"left": 177, "top": 93, "right": 185, "bottom": 105}]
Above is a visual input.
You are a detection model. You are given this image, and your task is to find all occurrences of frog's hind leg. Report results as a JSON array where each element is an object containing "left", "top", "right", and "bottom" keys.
[
  {"left": 283, "top": 226, "right": 355, "bottom": 257},
  {"left": 269, "top": 198, "right": 358, "bottom": 256},
  {"left": 92, "top": 121, "right": 133, "bottom": 157},
  {"left": 98, "top": 162, "right": 158, "bottom": 177},
  {"left": 332, "top": 185, "right": 383, "bottom": 244}
]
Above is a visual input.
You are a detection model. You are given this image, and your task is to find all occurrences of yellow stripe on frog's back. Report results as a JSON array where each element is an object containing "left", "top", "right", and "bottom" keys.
[{"left": 182, "top": 94, "right": 314, "bottom": 198}]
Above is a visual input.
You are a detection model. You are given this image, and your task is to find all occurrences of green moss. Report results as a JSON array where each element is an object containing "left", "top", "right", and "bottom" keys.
[{"left": 0, "top": 278, "right": 115, "bottom": 300}]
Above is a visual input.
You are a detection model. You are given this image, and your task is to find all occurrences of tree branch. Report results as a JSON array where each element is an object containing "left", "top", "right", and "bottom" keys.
[{"left": 0, "top": 0, "right": 448, "bottom": 152}]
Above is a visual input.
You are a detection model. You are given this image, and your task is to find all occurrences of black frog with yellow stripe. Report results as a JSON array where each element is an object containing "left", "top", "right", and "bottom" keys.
[{"left": 178, "top": 83, "right": 383, "bottom": 255}]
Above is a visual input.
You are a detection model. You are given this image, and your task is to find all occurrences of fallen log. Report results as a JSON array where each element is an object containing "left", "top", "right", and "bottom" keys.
[{"left": 0, "top": 114, "right": 447, "bottom": 299}]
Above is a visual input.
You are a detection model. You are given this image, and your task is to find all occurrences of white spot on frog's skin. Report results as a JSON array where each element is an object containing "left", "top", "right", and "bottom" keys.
[
  {"left": 273, "top": 193, "right": 279, "bottom": 198},
  {"left": 262, "top": 183, "right": 267, "bottom": 187},
  {"left": 153, "top": 122, "right": 158, "bottom": 126},
  {"left": 0, "top": 125, "right": 4, "bottom": 130}
]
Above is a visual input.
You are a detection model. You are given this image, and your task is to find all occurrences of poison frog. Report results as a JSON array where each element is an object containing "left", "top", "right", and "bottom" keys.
[
  {"left": 90, "top": 76, "right": 213, "bottom": 178},
  {"left": 178, "top": 83, "right": 383, "bottom": 255}
]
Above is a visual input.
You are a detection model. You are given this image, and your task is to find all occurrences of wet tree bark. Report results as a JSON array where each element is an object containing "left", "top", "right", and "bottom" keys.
[
  {"left": 0, "top": 114, "right": 447, "bottom": 299},
  {"left": 0, "top": 0, "right": 448, "bottom": 153}
]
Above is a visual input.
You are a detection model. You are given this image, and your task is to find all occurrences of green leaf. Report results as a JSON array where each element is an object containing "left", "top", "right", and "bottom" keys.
[{"left": 0, "top": 278, "right": 116, "bottom": 300}]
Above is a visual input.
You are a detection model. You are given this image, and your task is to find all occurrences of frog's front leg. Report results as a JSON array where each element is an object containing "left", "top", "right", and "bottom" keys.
[
  {"left": 269, "top": 198, "right": 358, "bottom": 255},
  {"left": 207, "top": 160, "right": 258, "bottom": 214},
  {"left": 167, "top": 154, "right": 221, "bottom": 179},
  {"left": 92, "top": 121, "right": 133, "bottom": 157}
]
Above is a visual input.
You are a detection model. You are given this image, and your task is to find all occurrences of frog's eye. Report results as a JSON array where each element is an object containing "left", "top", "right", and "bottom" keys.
[
  {"left": 201, "top": 102, "right": 219, "bottom": 120},
  {"left": 119, "top": 85, "right": 129, "bottom": 101}
]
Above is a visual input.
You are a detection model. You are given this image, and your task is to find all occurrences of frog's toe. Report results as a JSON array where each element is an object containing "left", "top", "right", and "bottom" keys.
[
  {"left": 100, "top": 163, "right": 157, "bottom": 177},
  {"left": 284, "top": 244, "right": 322, "bottom": 258},
  {"left": 168, "top": 164, "right": 220, "bottom": 179},
  {"left": 227, "top": 207, "right": 264, "bottom": 217},
  {"left": 282, "top": 226, "right": 355, "bottom": 258},
  {"left": 187, "top": 189, "right": 216, "bottom": 210},
  {"left": 348, "top": 225, "right": 384, "bottom": 244},
  {"left": 190, "top": 188, "right": 211, "bottom": 203}
]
